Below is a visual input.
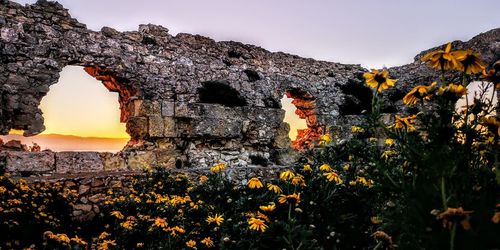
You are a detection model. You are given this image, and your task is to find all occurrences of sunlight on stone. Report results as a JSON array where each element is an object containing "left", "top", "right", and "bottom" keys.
[{"left": 281, "top": 95, "right": 308, "bottom": 140}]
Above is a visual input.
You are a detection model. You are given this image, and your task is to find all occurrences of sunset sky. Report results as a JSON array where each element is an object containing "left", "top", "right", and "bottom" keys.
[{"left": 6, "top": 0, "right": 500, "bottom": 145}]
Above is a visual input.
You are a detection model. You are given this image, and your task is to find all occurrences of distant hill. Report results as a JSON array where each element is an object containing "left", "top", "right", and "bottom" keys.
[{"left": 0, "top": 134, "right": 129, "bottom": 152}]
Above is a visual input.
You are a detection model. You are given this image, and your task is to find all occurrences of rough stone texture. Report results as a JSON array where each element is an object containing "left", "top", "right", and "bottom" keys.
[
  {"left": 1, "top": 151, "right": 55, "bottom": 173},
  {"left": 56, "top": 152, "right": 104, "bottom": 173},
  {"left": 0, "top": 0, "right": 498, "bottom": 170}
]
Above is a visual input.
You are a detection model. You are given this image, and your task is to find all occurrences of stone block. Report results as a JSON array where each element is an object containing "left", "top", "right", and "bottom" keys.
[
  {"left": 154, "top": 149, "right": 177, "bottom": 168},
  {"left": 55, "top": 152, "right": 104, "bottom": 173},
  {"left": 161, "top": 101, "right": 175, "bottom": 116},
  {"left": 139, "top": 100, "right": 161, "bottom": 116},
  {"left": 3, "top": 151, "right": 55, "bottom": 173},
  {"left": 126, "top": 116, "right": 148, "bottom": 140},
  {"left": 191, "top": 118, "right": 242, "bottom": 138},
  {"left": 127, "top": 151, "right": 156, "bottom": 170},
  {"left": 99, "top": 152, "right": 127, "bottom": 171},
  {"left": 149, "top": 115, "right": 164, "bottom": 137},
  {"left": 163, "top": 117, "right": 176, "bottom": 137}
]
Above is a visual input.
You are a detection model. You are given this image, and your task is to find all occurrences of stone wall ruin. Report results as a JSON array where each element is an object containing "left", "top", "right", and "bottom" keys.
[{"left": 1, "top": 0, "right": 499, "bottom": 177}]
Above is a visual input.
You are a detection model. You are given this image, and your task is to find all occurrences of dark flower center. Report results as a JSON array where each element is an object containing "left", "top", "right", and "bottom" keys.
[{"left": 374, "top": 74, "right": 386, "bottom": 84}]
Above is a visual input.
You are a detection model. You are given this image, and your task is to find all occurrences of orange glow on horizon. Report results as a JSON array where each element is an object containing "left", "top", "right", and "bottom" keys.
[{"left": 38, "top": 66, "right": 129, "bottom": 139}]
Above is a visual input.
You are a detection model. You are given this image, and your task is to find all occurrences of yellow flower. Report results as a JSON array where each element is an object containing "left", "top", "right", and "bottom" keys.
[
  {"left": 0, "top": 186, "right": 6, "bottom": 194},
  {"left": 98, "top": 240, "right": 116, "bottom": 250},
  {"left": 385, "top": 138, "right": 394, "bottom": 146},
  {"left": 154, "top": 217, "right": 168, "bottom": 228},
  {"left": 206, "top": 213, "right": 224, "bottom": 226},
  {"left": 323, "top": 172, "right": 343, "bottom": 184},
  {"left": 120, "top": 220, "right": 135, "bottom": 230},
  {"left": 278, "top": 193, "right": 301, "bottom": 205},
  {"left": 371, "top": 216, "right": 383, "bottom": 224},
  {"left": 201, "top": 237, "right": 214, "bottom": 247},
  {"left": 166, "top": 226, "right": 186, "bottom": 236},
  {"left": 319, "top": 164, "right": 332, "bottom": 172},
  {"left": 303, "top": 164, "right": 313, "bottom": 173},
  {"left": 481, "top": 116, "right": 500, "bottom": 137},
  {"left": 437, "top": 207, "right": 473, "bottom": 230},
  {"left": 351, "top": 125, "right": 365, "bottom": 133},
  {"left": 363, "top": 69, "right": 397, "bottom": 92},
  {"left": 437, "top": 83, "right": 467, "bottom": 98},
  {"left": 390, "top": 115, "right": 417, "bottom": 132},
  {"left": 381, "top": 150, "right": 396, "bottom": 161},
  {"left": 342, "top": 164, "right": 350, "bottom": 171},
  {"left": 259, "top": 203, "right": 276, "bottom": 212},
  {"left": 70, "top": 236, "right": 87, "bottom": 246},
  {"left": 186, "top": 240, "right": 197, "bottom": 248},
  {"left": 279, "top": 170, "right": 295, "bottom": 181},
  {"left": 349, "top": 180, "right": 357, "bottom": 186},
  {"left": 267, "top": 183, "right": 283, "bottom": 194},
  {"left": 291, "top": 175, "right": 306, "bottom": 186},
  {"left": 248, "top": 217, "right": 268, "bottom": 232},
  {"left": 98, "top": 232, "right": 110, "bottom": 240},
  {"left": 421, "top": 42, "right": 461, "bottom": 70},
  {"left": 453, "top": 50, "right": 486, "bottom": 74},
  {"left": 356, "top": 176, "right": 374, "bottom": 187},
  {"left": 210, "top": 163, "right": 226, "bottom": 173},
  {"left": 199, "top": 175, "right": 209, "bottom": 182},
  {"left": 110, "top": 211, "right": 124, "bottom": 220},
  {"left": 403, "top": 82, "right": 437, "bottom": 106},
  {"left": 319, "top": 134, "right": 332, "bottom": 146},
  {"left": 248, "top": 177, "right": 264, "bottom": 189}
]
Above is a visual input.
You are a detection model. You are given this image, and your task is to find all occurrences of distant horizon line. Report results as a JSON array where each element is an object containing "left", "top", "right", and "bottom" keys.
[{"left": 2, "top": 132, "right": 130, "bottom": 140}]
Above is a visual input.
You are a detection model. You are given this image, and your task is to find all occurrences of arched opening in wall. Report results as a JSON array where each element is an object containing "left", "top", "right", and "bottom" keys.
[
  {"left": 281, "top": 89, "right": 323, "bottom": 150},
  {"left": 0, "top": 66, "right": 131, "bottom": 152},
  {"left": 198, "top": 81, "right": 247, "bottom": 107}
]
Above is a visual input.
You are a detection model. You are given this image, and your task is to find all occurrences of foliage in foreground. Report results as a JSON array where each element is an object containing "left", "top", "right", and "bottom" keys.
[{"left": 0, "top": 43, "right": 500, "bottom": 249}]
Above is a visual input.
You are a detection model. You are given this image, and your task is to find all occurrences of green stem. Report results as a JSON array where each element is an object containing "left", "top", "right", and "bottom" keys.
[
  {"left": 450, "top": 223, "right": 457, "bottom": 250},
  {"left": 373, "top": 241, "right": 384, "bottom": 250},
  {"left": 441, "top": 176, "right": 448, "bottom": 209}
]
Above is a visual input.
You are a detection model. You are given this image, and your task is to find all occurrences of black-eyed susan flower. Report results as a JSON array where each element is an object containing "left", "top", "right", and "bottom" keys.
[
  {"left": 206, "top": 213, "right": 224, "bottom": 226},
  {"left": 403, "top": 82, "right": 437, "bottom": 106},
  {"left": 390, "top": 115, "right": 417, "bottom": 132},
  {"left": 248, "top": 177, "right": 264, "bottom": 189},
  {"left": 363, "top": 69, "right": 397, "bottom": 92},
  {"left": 323, "top": 172, "right": 343, "bottom": 184},
  {"left": 291, "top": 175, "right": 306, "bottom": 186},
  {"left": 278, "top": 193, "right": 301, "bottom": 205},
  {"left": 385, "top": 138, "right": 394, "bottom": 146},
  {"left": 70, "top": 236, "right": 87, "bottom": 246},
  {"left": 421, "top": 42, "right": 461, "bottom": 71},
  {"left": 372, "top": 231, "right": 394, "bottom": 248},
  {"left": 248, "top": 217, "right": 268, "bottom": 232},
  {"left": 186, "top": 240, "right": 197, "bottom": 248},
  {"left": 210, "top": 163, "right": 226, "bottom": 173},
  {"left": 153, "top": 217, "right": 168, "bottom": 228},
  {"left": 319, "top": 164, "right": 332, "bottom": 172},
  {"left": 199, "top": 175, "right": 209, "bottom": 183},
  {"left": 201, "top": 237, "right": 214, "bottom": 247},
  {"left": 259, "top": 203, "right": 276, "bottom": 212},
  {"left": 351, "top": 126, "right": 365, "bottom": 133},
  {"left": 303, "top": 164, "right": 313, "bottom": 173},
  {"left": 318, "top": 134, "right": 332, "bottom": 146},
  {"left": 437, "top": 207, "right": 473, "bottom": 230},
  {"left": 110, "top": 211, "right": 124, "bottom": 220},
  {"left": 267, "top": 183, "right": 282, "bottom": 194},
  {"left": 437, "top": 83, "right": 467, "bottom": 98},
  {"left": 279, "top": 170, "right": 295, "bottom": 181},
  {"left": 481, "top": 116, "right": 500, "bottom": 137},
  {"left": 453, "top": 50, "right": 486, "bottom": 74}
]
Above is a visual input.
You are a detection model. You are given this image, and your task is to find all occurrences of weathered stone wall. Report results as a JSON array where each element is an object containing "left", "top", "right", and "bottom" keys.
[{"left": 1, "top": 0, "right": 499, "bottom": 173}]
